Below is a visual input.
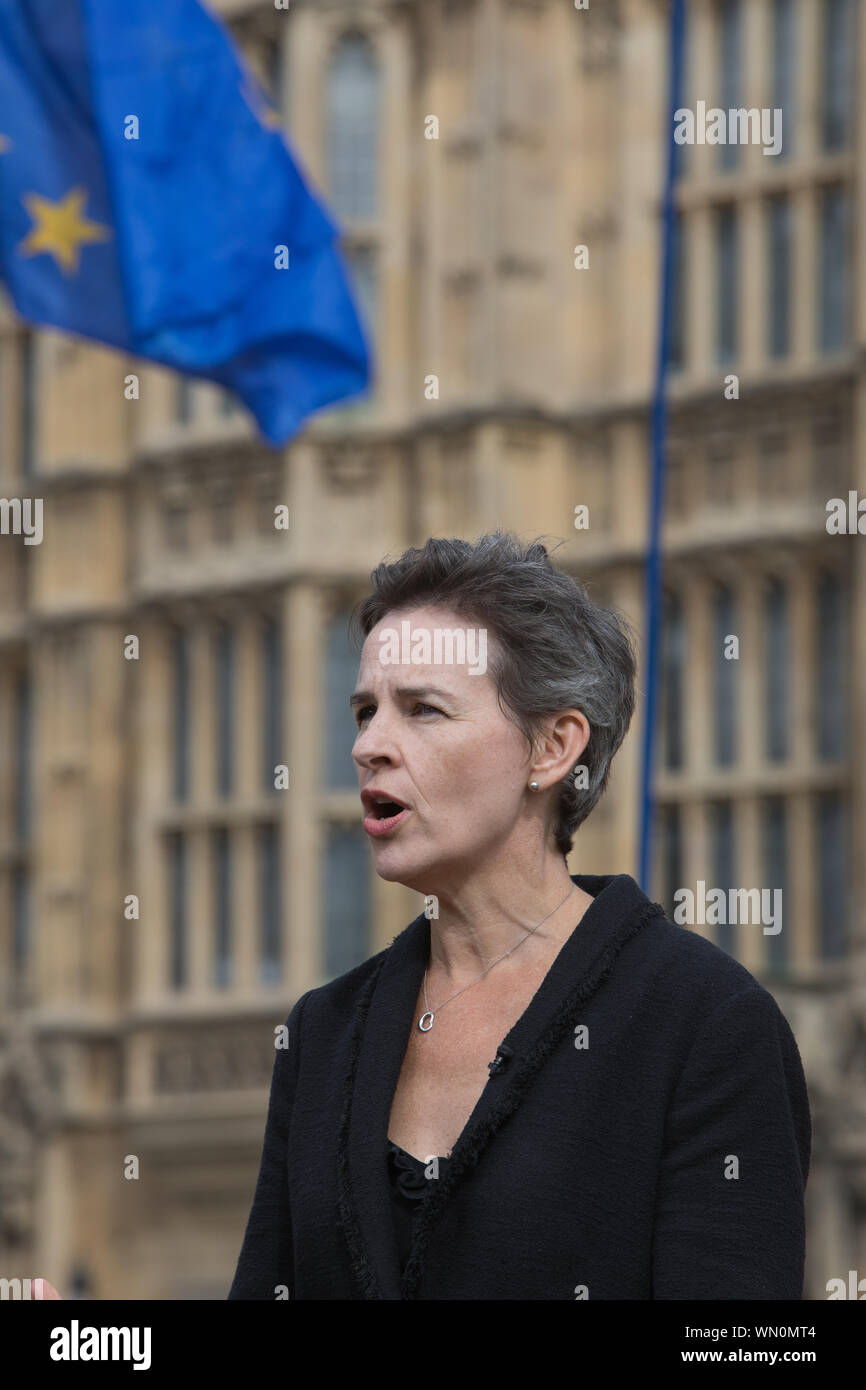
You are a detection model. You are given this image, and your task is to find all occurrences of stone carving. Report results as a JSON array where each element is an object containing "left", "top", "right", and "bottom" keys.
[
  {"left": 0, "top": 1028, "right": 60, "bottom": 1250},
  {"left": 153, "top": 1026, "right": 280, "bottom": 1095},
  {"left": 577, "top": 0, "right": 622, "bottom": 73},
  {"left": 322, "top": 442, "right": 379, "bottom": 493}
]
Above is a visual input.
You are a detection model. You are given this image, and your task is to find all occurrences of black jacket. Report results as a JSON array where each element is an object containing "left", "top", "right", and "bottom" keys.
[{"left": 228, "top": 872, "right": 811, "bottom": 1300}]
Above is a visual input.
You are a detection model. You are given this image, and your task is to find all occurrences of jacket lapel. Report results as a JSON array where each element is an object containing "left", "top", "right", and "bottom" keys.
[
  {"left": 337, "top": 907, "right": 430, "bottom": 1299},
  {"left": 337, "top": 873, "right": 666, "bottom": 1299}
]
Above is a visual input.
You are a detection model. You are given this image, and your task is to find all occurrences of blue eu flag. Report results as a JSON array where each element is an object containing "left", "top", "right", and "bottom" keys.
[{"left": 0, "top": 0, "right": 373, "bottom": 445}]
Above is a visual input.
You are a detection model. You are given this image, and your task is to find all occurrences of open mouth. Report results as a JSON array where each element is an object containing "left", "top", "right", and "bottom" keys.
[{"left": 361, "top": 793, "right": 412, "bottom": 836}]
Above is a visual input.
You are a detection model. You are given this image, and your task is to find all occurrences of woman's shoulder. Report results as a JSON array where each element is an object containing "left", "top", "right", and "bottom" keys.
[
  {"left": 634, "top": 904, "right": 794, "bottom": 1031},
  {"left": 584, "top": 872, "right": 780, "bottom": 1017}
]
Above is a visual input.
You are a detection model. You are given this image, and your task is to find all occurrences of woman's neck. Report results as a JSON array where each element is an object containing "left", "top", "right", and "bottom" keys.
[{"left": 425, "top": 858, "right": 588, "bottom": 981}]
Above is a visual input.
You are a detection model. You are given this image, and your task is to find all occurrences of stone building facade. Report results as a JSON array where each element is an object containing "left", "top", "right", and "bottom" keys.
[{"left": 0, "top": 0, "right": 863, "bottom": 1298}]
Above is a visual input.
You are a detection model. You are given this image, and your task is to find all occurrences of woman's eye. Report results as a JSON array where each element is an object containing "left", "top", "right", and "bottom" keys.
[{"left": 354, "top": 701, "right": 441, "bottom": 727}]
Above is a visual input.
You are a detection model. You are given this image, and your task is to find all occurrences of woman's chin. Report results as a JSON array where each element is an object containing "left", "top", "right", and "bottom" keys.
[
  {"left": 370, "top": 844, "right": 436, "bottom": 889},
  {"left": 371, "top": 852, "right": 421, "bottom": 884}
]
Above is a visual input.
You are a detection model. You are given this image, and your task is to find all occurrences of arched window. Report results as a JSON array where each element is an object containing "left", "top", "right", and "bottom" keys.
[{"left": 326, "top": 32, "right": 379, "bottom": 221}]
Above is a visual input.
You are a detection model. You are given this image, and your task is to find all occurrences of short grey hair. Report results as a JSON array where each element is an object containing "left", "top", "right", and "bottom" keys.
[{"left": 348, "top": 529, "right": 637, "bottom": 858}]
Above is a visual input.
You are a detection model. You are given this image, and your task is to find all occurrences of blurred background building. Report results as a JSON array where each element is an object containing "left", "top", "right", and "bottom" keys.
[{"left": 0, "top": 0, "right": 863, "bottom": 1298}]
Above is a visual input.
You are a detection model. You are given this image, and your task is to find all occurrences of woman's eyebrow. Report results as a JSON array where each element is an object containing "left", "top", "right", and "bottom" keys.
[{"left": 349, "top": 684, "right": 455, "bottom": 709}]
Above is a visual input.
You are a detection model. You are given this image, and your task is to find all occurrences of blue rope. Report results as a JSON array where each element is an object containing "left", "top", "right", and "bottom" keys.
[{"left": 637, "top": 0, "right": 686, "bottom": 891}]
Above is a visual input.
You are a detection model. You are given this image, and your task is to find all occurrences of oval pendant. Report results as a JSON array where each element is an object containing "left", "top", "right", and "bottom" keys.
[{"left": 418, "top": 1011, "right": 435, "bottom": 1032}]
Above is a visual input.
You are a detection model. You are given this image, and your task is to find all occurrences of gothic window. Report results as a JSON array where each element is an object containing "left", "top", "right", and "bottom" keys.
[
  {"left": 764, "top": 577, "right": 789, "bottom": 762},
  {"left": 710, "top": 800, "right": 735, "bottom": 956},
  {"left": 326, "top": 33, "right": 379, "bottom": 222},
  {"left": 323, "top": 824, "right": 371, "bottom": 978},
  {"left": 818, "top": 186, "right": 850, "bottom": 353},
  {"left": 212, "top": 826, "right": 232, "bottom": 988},
  {"left": 717, "top": 0, "right": 742, "bottom": 171},
  {"left": 168, "top": 831, "right": 187, "bottom": 989},
  {"left": 821, "top": 0, "right": 855, "bottom": 150},
  {"left": 325, "top": 606, "right": 360, "bottom": 788},
  {"left": 815, "top": 791, "right": 847, "bottom": 958},
  {"left": 258, "top": 822, "right": 281, "bottom": 984},
  {"left": 815, "top": 571, "right": 846, "bottom": 759},
  {"left": 771, "top": 0, "right": 796, "bottom": 160},
  {"left": 762, "top": 796, "right": 788, "bottom": 973},
  {"left": 767, "top": 194, "right": 792, "bottom": 358},
  {"left": 661, "top": 591, "right": 685, "bottom": 770},
  {"left": 712, "top": 584, "right": 738, "bottom": 766}
]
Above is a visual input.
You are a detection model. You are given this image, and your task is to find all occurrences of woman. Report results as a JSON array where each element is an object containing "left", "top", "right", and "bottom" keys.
[{"left": 228, "top": 530, "right": 810, "bottom": 1300}]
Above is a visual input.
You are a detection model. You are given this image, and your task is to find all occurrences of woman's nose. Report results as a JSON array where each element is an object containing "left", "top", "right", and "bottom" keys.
[{"left": 353, "top": 712, "right": 398, "bottom": 765}]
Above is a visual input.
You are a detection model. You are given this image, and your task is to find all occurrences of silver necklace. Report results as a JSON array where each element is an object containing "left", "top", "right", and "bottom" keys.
[{"left": 418, "top": 883, "right": 578, "bottom": 1032}]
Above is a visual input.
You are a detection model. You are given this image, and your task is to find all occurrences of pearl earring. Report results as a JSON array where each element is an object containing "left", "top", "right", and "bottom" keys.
[{"left": 529, "top": 780, "right": 539, "bottom": 790}]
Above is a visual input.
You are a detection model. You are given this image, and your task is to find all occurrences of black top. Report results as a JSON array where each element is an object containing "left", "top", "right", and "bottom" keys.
[
  {"left": 387, "top": 1141, "right": 450, "bottom": 1274},
  {"left": 228, "top": 872, "right": 811, "bottom": 1300}
]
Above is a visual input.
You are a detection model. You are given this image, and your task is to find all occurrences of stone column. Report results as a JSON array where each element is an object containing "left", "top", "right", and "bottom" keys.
[
  {"left": 188, "top": 622, "right": 211, "bottom": 995},
  {"left": 135, "top": 615, "right": 170, "bottom": 1003},
  {"left": 851, "top": 384, "right": 866, "bottom": 946},
  {"left": 798, "top": 0, "right": 820, "bottom": 165},
  {"left": 791, "top": 186, "right": 816, "bottom": 369},
  {"left": 235, "top": 611, "right": 260, "bottom": 804},
  {"left": 690, "top": 205, "right": 713, "bottom": 380},
  {"left": 739, "top": 195, "right": 763, "bottom": 375},
  {"left": 81, "top": 622, "right": 126, "bottom": 1006},
  {"left": 689, "top": 0, "right": 715, "bottom": 186},
  {"left": 682, "top": 571, "right": 712, "bottom": 779},
  {"left": 789, "top": 558, "right": 817, "bottom": 964},
  {"left": 286, "top": 582, "right": 324, "bottom": 991}
]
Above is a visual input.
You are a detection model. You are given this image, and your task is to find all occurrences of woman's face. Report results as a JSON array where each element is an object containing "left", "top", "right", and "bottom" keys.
[{"left": 351, "top": 604, "right": 536, "bottom": 891}]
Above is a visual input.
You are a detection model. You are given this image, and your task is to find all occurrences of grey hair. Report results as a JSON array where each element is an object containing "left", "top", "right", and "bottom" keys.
[{"left": 348, "top": 529, "right": 637, "bottom": 858}]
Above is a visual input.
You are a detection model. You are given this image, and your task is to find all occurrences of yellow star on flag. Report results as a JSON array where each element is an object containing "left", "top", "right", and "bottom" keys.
[
  {"left": 18, "top": 187, "right": 111, "bottom": 274},
  {"left": 0, "top": 133, "right": 11, "bottom": 153}
]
